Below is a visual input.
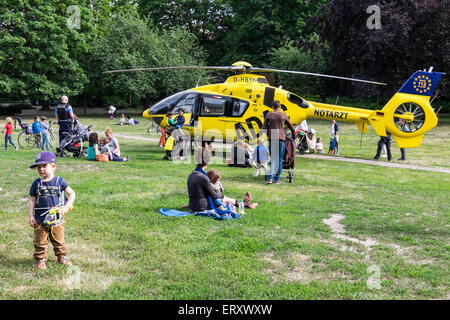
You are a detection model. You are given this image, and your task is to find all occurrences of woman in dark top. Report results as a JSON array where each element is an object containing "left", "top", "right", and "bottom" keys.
[{"left": 187, "top": 148, "right": 223, "bottom": 212}]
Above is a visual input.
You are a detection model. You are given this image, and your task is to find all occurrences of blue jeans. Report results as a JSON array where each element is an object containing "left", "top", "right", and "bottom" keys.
[
  {"left": 268, "top": 140, "right": 286, "bottom": 182},
  {"left": 4, "top": 134, "right": 17, "bottom": 150},
  {"left": 41, "top": 133, "right": 49, "bottom": 150}
]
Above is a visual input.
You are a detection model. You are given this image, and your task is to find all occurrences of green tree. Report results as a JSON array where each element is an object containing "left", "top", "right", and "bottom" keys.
[
  {"left": 221, "top": 0, "right": 327, "bottom": 66},
  {"left": 90, "top": 10, "right": 206, "bottom": 108},
  {"left": 0, "top": 0, "right": 94, "bottom": 107},
  {"left": 317, "top": 0, "right": 449, "bottom": 100},
  {"left": 269, "top": 35, "right": 328, "bottom": 99},
  {"left": 138, "top": 0, "right": 233, "bottom": 65}
]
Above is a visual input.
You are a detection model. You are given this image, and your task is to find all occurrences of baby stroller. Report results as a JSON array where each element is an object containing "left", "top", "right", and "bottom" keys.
[
  {"left": 280, "top": 137, "right": 296, "bottom": 183},
  {"left": 56, "top": 120, "right": 93, "bottom": 158},
  {"left": 296, "top": 128, "right": 316, "bottom": 154}
]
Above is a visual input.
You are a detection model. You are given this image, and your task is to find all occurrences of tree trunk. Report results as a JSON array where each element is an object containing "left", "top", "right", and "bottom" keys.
[{"left": 41, "top": 100, "right": 50, "bottom": 111}]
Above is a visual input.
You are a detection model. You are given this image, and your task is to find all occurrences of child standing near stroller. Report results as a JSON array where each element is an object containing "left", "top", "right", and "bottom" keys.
[
  {"left": 252, "top": 137, "right": 269, "bottom": 179},
  {"left": 2, "top": 117, "right": 19, "bottom": 151}
]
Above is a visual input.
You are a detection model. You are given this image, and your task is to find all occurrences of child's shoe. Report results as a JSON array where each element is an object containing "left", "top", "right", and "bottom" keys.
[
  {"left": 15, "top": 146, "right": 19, "bottom": 151},
  {"left": 57, "top": 255, "right": 72, "bottom": 267},
  {"left": 36, "top": 258, "right": 46, "bottom": 270}
]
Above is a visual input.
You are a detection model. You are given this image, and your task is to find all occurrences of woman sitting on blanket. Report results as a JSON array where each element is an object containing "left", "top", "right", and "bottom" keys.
[{"left": 186, "top": 148, "right": 223, "bottom": 212}]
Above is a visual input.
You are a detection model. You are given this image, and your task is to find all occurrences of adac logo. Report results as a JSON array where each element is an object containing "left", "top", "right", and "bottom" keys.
[{"left": 412, "top": 75, "right": 432, "bottom": 94}]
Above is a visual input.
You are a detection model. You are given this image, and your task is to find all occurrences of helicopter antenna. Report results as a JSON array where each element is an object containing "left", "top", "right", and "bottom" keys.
[
  {"left": 430, "top": 89, "right": 439, "bottom": 104},
  {"left": 335, "top": 96, "right": 340, "bottom": 105},
  {"left": 360, "top": 123, "right": 365, "bottom": 150}
]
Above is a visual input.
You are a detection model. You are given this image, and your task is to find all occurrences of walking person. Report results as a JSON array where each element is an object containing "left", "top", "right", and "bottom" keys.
[
  {"left": 2, "top": 117, "right": 19, "bottom": 151},
  {"left": 262, "top": 100, "right": 296, "bottom": 185},
  {"left": 373, "top": 132, "right": 392, "bottom": 161},
  {"left": 331, "top": 119, "right": 339, "bottom": 155}
]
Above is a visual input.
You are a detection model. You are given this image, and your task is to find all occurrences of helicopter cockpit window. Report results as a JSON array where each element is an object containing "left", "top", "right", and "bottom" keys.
[
  {"left": 201, "top": 97, "right": 226, "bottom": 116},
  {"left": 172, "top": 93, "right": 197, "bottom": 114},
  {"left": 148, "top": 91, "right": 187, "bottom": 115},
  {"left": 231, "top": 101, "right": 249, "bottom": 117}
]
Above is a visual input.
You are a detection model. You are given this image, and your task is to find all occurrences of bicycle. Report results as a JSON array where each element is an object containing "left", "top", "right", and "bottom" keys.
[
  {"left": 17, "top": 130, "right": 41, "bottom": 149},
  {"left": 46, "top": 121, "right": 58, "bottom": 149}
]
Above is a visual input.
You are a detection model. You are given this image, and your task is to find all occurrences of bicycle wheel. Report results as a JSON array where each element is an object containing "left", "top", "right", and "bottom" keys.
[
  {"left": 48, "top": 130, "right": 57, "bottom": 148},
  {"left": 18, "top": 132, "right": 33, "bottom": 149}
]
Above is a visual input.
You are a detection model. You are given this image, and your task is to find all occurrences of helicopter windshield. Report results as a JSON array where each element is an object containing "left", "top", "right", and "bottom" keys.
[
  {"left": 148, "top": 91, "right": 192, "bottom": 115},
  {"left": 171, "top": 93, "right": 197, "bottom": 114}
]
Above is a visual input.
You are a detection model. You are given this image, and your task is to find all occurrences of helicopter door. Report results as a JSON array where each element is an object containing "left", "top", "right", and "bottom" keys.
[
  {"left": 197, "top": 94, "right": 228, "bottom": 141},
  {"left": 171, "top": 92, "right": 197, "bottom": 125}
]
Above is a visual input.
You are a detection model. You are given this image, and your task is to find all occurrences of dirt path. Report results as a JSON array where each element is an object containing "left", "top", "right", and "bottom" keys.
[
  {"left": 299, "top": 154, "right": 450, "bottom": 174},
  {"left": 115, "top": 134, "right": 450, "bottom": 174}
]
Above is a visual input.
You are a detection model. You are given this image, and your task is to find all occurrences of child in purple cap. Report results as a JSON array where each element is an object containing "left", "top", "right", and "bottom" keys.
[{"left": 28, "top": 151, "right": 76, "bottom": 270}]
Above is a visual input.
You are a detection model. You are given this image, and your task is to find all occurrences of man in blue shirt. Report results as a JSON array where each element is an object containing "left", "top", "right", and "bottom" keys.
[{"left": 54, "top": 95, "right": 75, "bottom": 143}]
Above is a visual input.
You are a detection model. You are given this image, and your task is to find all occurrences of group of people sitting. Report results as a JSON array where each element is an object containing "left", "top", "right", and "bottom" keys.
[
  {"left": 87, "top": 127, "right": 129, "bottom": 162},
  {"left": 117, "top": 114, "right": 139, "bottom": 126}
]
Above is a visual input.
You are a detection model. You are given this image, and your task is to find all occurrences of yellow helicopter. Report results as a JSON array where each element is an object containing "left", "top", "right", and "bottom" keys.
[{"left": 104, "top": 62, "right": 444, "bottom": 148}]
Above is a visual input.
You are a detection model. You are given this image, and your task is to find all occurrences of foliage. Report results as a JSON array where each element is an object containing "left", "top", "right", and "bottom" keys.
[
  {"left": 269, "top": 35, "right": 328, "bottom": 99},
  {"left": 221, "top": 0, "right": 327, "bottom": 65},
  {"left": 138, "top": 0, "right": 233, "bottom": 65},
  {"left": 85, "top": 10, "right": 206, "bottom": 108},
  {"left": 137, "top": 0, "right": 327, "bottom": 66},
  {"left": 0, "top": 0, "right": 94, "bottom": 103},
  {"left": 316, "top": 0, "right": 450, "bottom": 100}
]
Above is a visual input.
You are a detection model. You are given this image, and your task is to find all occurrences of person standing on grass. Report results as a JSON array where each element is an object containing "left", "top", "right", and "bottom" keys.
[
  {"left": 2, "top": 117, "right": 19, "bottom": 151},
  {"left": 373, "top": 132, "right": 392, "bottom": 161},
  {"left": 262, "top": 100, "right": 296, "bottom": 185},
  {"left": 331, "top": 119, "right": 339, "bottom": 155},
  {"left": 40, "top": 116, "right": 50, "bottom": 151},
  {"left": 398, "top": 118, "right": 409, "bottom": 161},
  {"left": 28, "top": 151, "right": 75, "bottom": 270},
  {"left": 55, "top": 95, "right": 75, "bottom": 143}
]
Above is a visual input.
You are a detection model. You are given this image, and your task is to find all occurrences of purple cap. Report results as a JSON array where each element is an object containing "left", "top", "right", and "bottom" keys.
[{"left": 30, "top": 151, "right": 56, "bottom": 168}]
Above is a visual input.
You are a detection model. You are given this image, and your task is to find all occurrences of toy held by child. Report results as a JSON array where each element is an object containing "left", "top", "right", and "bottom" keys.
[{"left": 28, "top": 151, "right": 76, "bottom": 270}]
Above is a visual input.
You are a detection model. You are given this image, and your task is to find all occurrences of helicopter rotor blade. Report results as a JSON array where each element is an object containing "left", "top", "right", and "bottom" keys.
[
  {"left": 103, "top": 66, "right": 236, "bottom": 74},
  {"left": 249, "top": 67, "right": 387, "bottom": 86}
]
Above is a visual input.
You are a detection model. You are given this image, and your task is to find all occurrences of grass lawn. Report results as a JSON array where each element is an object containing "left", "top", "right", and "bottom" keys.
[{"left": 0, "top": 114, "right": 448, "bottom": 299}]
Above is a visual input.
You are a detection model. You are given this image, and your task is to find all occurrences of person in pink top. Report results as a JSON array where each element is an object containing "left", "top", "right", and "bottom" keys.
[{"left": 2, "top": 117, "right": 19, "bottom": 151}]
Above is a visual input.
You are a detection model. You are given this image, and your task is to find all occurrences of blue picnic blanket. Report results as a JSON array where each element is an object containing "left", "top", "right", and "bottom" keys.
[{"left": 158, "top": 208, "right": 241, "bottom": 221}]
